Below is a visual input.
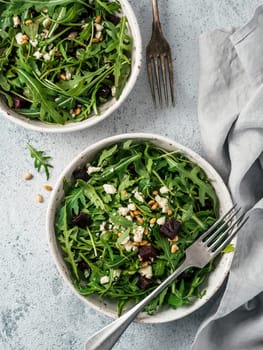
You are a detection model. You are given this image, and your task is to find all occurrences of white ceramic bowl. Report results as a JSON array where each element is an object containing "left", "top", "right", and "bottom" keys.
[
  {"left": 47, "top": 133, "right": 234, "bottom": 323},
  {"left": 0, "top": 1, "right": 142, "bottom": 133}
]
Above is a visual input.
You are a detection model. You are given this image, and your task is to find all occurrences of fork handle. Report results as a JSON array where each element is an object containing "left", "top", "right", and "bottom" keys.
[
  {"left": 152, "top": 0, "right": 162, "bottom": 30},
  {"left": 84, "top": 259, "right": 193, "bottom": 350}
]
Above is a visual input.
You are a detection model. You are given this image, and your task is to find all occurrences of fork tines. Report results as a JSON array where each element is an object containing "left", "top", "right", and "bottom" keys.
[{"left": 146, "top": 51, "right": 175, "bottom": 108}]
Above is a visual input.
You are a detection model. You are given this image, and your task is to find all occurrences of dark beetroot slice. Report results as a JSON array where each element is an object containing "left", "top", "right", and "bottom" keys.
[
  {"left": 138, "top": 246, "right": 158, "bottom": 262},
  {"left": 72, "top": 212, "right": 90, "bottom": 228},
  {"left": 73, "top": 168, "right": 89, "bottom": 181},
  {"left": 160, "top": 218, "right": 181, "bottom": 239},
  {"left": 106, "top": 14, "right": 120, "bottom": 25},
  {"left": 97, "top": 84, "right": 111, "bottom": 99},
  {"left": 137, "top": 275, "right": 152, "bottom": 289}
]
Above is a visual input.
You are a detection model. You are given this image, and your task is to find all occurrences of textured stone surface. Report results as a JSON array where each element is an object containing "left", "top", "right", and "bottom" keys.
[{"left": 0, "top": 1, "right": 261, "bottom": 349}]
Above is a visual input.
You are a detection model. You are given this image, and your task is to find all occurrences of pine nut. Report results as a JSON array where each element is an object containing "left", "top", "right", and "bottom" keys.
[
  {"left": 37, "top": 194, "right": 44, "bottom": 203},
  {"left": 171, "top": 244, "right": 179, "bottom": 253},
  {"left": 139, "top": 240, "right": 148, "bottom": 246},
  {"left": 151, "top": 202, "right": 159, "bottom": 210},
  {"left": 117, "top": 232, "right": 122, "bottom": 237},
  {"left": 60, "top": 74, "right": 67, "bottom": 81},
  {"left": 132, "top": 242, "right": 140, "bottom": 246},
  {"left": 152, "top": 190, "right": 158, "bottom": 195},
  {"left": 150, "top": 217, "right": 157, "bottom": 225},
  {"left": 24, "top": 172, "right": 33, "bottom": 180},
  {"left": 168, "top": 235, "right": 179, "bottom": 242},
  {"left": 133, "top": 209, "right": 141, "bottom": 216},
  {"left": 148, "top": 199, "right": 155, "bottom": 206},
  {"left": 73, "top": 107, "right": 81, "bottom": 116},
  {"left": 144, "top": 227, "right": 149, "bottom": 235},
  {"left": 130, "top": 211, "right": 135, "bottom": 218},
  {"left": 136, "top": 216, "right": 143, "bottom": 224},
  {"left": 25, "top": 19, "right": 33, "bottom": 25},
  {"left": 95, "top": 15, "right": 102, "bottom": 23},
  {"left": 141, "top": 261, "right": 148, "bottom": 268},
  {"left": 44, "top": 185, "right": 53, "bottom": 191},
  {"left": 167, "top": 209, "right": 173, "bottom": 216}
]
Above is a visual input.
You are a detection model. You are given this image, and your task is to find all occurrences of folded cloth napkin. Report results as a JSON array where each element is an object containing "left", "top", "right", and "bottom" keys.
[{"left": 192, "top": 5, "right": 263, "bottom": 350}]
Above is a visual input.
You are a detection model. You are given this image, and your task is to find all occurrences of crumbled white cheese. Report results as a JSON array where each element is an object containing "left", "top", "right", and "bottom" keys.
[
  {"left": 33, "top": 50, "right": 42, "bottom": 59},
  {"left": 157, "top": 216, "right": 166, "bottom": 225},
  {"left": 155, "top": 195, "right": 169, "bottom": 213},
  {"left": 95, "top": 23, "right": 104, "bottom": 31},
  {"left": 121, "top": 235, "right": 130, "bottom": 245},
  {"left": 138, "top": 265, "right": 153, "bottom": 279},
  {"left": 118, "top": 207, "right": 130, "bottom": 216},
  {"left": 160, "top": 186, "right": 169, "bottom": 194},
  {"left": 40, "top": 29, "right": 49, "bottom": 40},
  {"left": 87, "top": 165, "right": 101, "bottom": 175},
  {"left": 123, "top": 240, "right": 138, "bottom": 252},
  {"left": 100, "top": 276, "right": 110, "bottom": 285},
  {"left": 43, "top": 17, "right": 52, "bottom": 28},
  {"left": 113, "top": 269, "right": 121, "bottom": 279},
  {"left": 133, "top": 226, "right": 144, "bottom": 242},
  {"left": 127, "top": 203, "right": 136, "bottom": 211},
  {"left": 15, "top": 33, "right": 27, "bottom": 45},
  {"left": 103, "top": 184, "right": 117, "bottom": 194},
  {"left": 134, "top": 190, "right": 144, "bottom": 202},
  {"left": 84, "top": 269, "right": 90, "bottom": 278},
  {"left": 30, "top": 39, "right": 38, "bottom": 47},
  {"left": 125, "top": 215, "right": 133, "bottom": 221},
  {"left": 100, "top": 221, "right": 107, "bottom": 232},
  {"left": 95, "top": 31, "right": 102, "bottom": 39},
  {"left": 13, "top": 16, "right": 20, "bottom": 28},
  {"left": 43, "top": 52, "right": 51, "bottom": 61}
]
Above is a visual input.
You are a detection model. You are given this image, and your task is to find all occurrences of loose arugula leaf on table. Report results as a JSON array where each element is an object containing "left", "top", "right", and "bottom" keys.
[
  {"left": 55, "top": 141, "right": 220, "bottom": 316},
  {"left": 27, "top": 143, "right": 53, "bottom": 180}
]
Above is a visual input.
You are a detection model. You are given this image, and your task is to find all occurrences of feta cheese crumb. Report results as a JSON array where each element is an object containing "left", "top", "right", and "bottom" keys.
[
  {"left": 133, "top": 225, "right": 144, "bottom": 242},
  {"left": 30, "top": 39, "right": 38, "bottom": 47},
  {"left": 121, "top": 235, "right": 130, "bottom": 245},
  {"left": 123, "top": 240, "right": 138, "bottom": 252},
  {"left": 43, "top": 52, "right": 51, "bottom": 61},
  {"left": 118, "top": 207, "right": 130, "bottom": 216},
  {"left": 155, "top": 195, "right": 169, "bottom": 213},
  {"left": 103, "top": 184, "right": 117, "bottom": 194},
  {"left": 13, "top": 16, "right": 20, "bottom": 28},
  {"left": 157, "top": 216, "right": 166, "bottom": 225},
  {"left": 100, "top": 221, "right": 107, "bottom": 232},
  {"left": 33, "top": 50, "right": 42, "bottom": 59},
  {"left": 134, "top": 190, "right": 144, "bottom": 202},
  {"left": 125, "top": 215, "right": 132, "bottom": 221},
  {"left": 160, "top": 186, "right": 169, "bottom": 194},
  {"left": 15, "top": 33, "right": 28, "bottom": 45},
  {"left": 138, "top": 265, "right": 153, "bottom": 279},
  {"left": 113, "top": 269, "right": 121, "bottom": 279},
  {"left": 100, "top": 276, "right": 110, "bottom": 285},
  {"left": 95, "top": 23, "right": 104, "bottom": 31},
  {"left": 127, "top": 203, "right": 136, "bottom": 211},
  {"left": 87, "top": 165, "right": 101, "bottom": 175}
]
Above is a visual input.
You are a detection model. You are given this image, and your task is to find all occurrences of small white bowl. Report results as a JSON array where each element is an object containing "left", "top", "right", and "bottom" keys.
[
  {"left": 46, "top": 133, "right": 234, "bottom": 323},
  {"left": 0, "top": 1, "right": 142, "bottom": 133}
]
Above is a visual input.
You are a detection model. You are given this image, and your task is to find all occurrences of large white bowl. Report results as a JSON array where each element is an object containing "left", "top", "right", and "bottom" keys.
[
  {"left": 46, "top": 133, "right": 234, "bottom": 323},
  {"left": 0, "top": 1, "right": 142, "bottom": 133}
]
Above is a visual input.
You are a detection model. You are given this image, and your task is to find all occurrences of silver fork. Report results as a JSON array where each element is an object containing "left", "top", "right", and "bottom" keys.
[
  {"left": 84, "top": 206, "right": 248, "bottom": 350},
  {"left": 146, "top": 0, "right": 175, "bottom": 108}
]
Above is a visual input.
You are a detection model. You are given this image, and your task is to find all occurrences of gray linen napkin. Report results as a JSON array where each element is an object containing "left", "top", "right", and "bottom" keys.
[{"left": 192, "top": 5, "right": 263, "bottom": 350}]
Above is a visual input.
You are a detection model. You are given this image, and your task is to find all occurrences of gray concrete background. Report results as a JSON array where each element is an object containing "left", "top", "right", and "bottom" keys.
[{"left": 0, "top": 1, "right": 261, "bottom": 349}]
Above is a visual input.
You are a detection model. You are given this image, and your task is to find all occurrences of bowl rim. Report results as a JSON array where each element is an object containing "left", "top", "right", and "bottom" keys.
[
  {"left": 46, "top": 133, "right": 235, "bottom": 323},
  {"left": 0, "top": 0, "right": 142, "bottom": 133}
]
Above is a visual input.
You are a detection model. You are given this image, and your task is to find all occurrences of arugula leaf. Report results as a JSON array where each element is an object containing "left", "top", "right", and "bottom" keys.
[{"left": 27, "top": 143, "right": 53, "bottom": 180}]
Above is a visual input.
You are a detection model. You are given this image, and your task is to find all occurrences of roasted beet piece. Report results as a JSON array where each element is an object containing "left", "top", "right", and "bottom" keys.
[
  {"left": 72, "top": 168, "right": 89, "bottom": 181},
  {"left": 72, "top": 212, "right": 90, "bottom": 228},
  {"left": 12, "top": 96, "right": 26, "bottom": 109},
  {"left": 97, "top": 84, "right": 111, "bottom": 100},
  {"left": 137, "top": 275, "right": 152, "bottom": 289},
  {"left": 138, "top": 246, "right": 158, "bottom": 262},
  {"left": 160, "top": 218, "right": 181, "bottom": 239},
  {"left": 106, "top": 14, "right": 120, "bottom": 26}
]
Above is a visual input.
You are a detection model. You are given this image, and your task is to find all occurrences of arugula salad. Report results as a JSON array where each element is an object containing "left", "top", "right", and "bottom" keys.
[
  {"left": 55, "top": 141, "right": 219, "bottom": 316},
  {"left": 0, "top": 0, "right": 132, "bottom": 124}
]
